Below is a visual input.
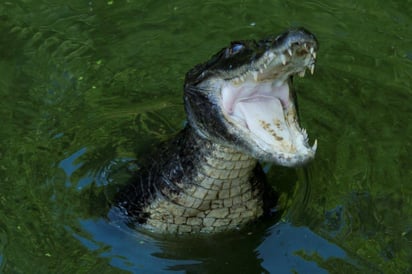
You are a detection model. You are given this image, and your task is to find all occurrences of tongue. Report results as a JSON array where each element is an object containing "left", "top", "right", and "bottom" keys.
[{"left": 234, "top": 98, "right": 292, "bottom": 147}]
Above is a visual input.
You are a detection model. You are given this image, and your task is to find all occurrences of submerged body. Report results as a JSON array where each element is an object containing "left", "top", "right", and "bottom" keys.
[{"left": 114, "top": 28, "right": 318, "bottom": 233}]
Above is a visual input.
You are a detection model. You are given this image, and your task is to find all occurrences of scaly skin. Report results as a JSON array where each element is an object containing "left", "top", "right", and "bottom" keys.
[
  {"left": 113, "top": 28, "right": 318, "bottom": 233},
  {"left": 115, "top": 128, "right": 276, "bottom": 233}
]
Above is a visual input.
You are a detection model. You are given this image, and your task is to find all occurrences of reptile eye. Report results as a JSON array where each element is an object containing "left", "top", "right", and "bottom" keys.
[
  {"left": 232, "top": 43, "right": 244, "bottom": 52},
  {"left": 228, "top": 43, "right": 244, "bottom": 55}
]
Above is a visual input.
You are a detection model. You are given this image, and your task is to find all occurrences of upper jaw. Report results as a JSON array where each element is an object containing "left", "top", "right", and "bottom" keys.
[
  {"left": 226, "top": 36, "right": 317, "bottom": 84},
  {"left": 218, "top": 40, "right": 318, "bottom": 166}
]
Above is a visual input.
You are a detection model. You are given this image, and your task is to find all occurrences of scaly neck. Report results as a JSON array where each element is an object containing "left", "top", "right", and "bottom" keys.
[{"left": 143, "top": 128, "right": 267, "bottom": 233}]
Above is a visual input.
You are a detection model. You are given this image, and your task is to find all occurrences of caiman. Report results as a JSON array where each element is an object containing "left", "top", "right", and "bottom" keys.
[{"left": 113, "top": 28, "right": 318, "bottom": 234}]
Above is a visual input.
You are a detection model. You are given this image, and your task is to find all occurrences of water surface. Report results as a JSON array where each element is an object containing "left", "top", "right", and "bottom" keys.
[{"left": 0, "top": 1, "right": 411, "bottom": 273}]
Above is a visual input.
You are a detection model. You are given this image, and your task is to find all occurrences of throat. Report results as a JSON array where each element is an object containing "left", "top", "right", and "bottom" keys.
[{"left": 142, "top": 128, "right": 267, "bottom": 233}]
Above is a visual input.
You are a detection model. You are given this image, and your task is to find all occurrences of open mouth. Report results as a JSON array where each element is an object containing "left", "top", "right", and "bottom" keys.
[{"left": 221, "top": 41, "right": 317, "bottom": 165}]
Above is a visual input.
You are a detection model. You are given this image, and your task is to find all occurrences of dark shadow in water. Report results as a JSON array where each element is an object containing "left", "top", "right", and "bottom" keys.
[{"left": 73, "top": 216, "right": 362, "bottom": 274}]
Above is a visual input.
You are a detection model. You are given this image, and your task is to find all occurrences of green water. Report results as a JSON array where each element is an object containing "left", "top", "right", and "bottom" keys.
[{"left": 1, "top": 0, "right": 411, "bottom": 273}]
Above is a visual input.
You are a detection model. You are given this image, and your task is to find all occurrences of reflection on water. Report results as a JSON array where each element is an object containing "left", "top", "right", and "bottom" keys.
[
  {"left": 259, "top": 223, "right": 346, "bottom": 273},
  {"left": 0, "top": 0, "right": 411, "bottom": 273},
  {"left": 76, "top": 219, "right": 198, "bottom": 274},
  {"left": 77, "top": 217, "right": 364, "bottom": 273}
]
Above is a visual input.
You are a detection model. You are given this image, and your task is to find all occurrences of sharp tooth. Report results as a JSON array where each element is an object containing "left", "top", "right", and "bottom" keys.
[
  {"left": 280, "top": 54, "right": 287, "bottom": 65},
  {"left": 259, "top": 68, "right": 264, "bottom": 74},
  {"left": 298, "top": 70, "right": 306, "bottom": 78},
  {"left": 252, "top": 71, "right": 258, "bottom": 81},
  {"left": 263, "top": 63, "right": 268, "bottom": 69},
  {"left": 310, "top": 47, "right": 314, "bottom": 54},
  {"left": 287, "top": 48, "right": 292, "bottom": 56},
  {"left": 302, "top": 128, "right": 307, "bottom": 137},
  {"left": 240, "top": 75, "right": 245, "bottom": 82},
  {"left": 309, "top": 64, "right": 315, "bottom": 75},
  {"left": 312, "top": 52, "right": 317, "bottom": 59},
  {"left": 311, "top": 139, "right": 318, "bottom": 152}
]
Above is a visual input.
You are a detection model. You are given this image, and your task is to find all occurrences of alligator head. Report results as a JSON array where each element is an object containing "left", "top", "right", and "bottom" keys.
[{"left": 184, "top": 28, "right": 318, "bottom": 167}]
